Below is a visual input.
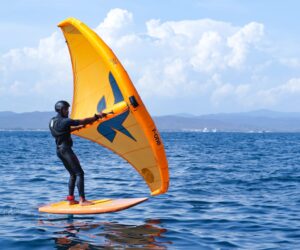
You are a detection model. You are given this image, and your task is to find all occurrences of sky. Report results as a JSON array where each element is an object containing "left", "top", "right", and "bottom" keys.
[{"left": 0, "top": 0, "right": 300, "bottom": 115}]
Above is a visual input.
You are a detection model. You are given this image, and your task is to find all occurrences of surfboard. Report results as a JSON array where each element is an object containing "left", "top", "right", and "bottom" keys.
[{"left": 38, "top": 197, "right": 148, "bottom": 214}]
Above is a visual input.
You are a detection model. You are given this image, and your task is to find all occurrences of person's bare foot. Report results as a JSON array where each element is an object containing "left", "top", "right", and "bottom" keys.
[
  {"left": 69, "top": 200, "right": 79, "bottom": 205},
  {"left": 79, "top": 197, "right": 94, "bottom": 206}
]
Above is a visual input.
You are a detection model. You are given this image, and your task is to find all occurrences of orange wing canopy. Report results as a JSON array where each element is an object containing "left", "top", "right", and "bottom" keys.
[{"left": 58, "top": 18, "right": 169, "bottom": 196}]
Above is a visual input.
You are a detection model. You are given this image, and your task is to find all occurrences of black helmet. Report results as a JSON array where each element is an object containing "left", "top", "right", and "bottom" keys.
[{"left": 55, "top": 100, "right": 70, "bottom": 113}]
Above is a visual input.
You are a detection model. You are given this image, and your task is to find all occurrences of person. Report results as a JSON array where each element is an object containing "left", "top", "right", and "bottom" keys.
[{"left": 49, "top": 100, "right": 106, "bottom": 206}]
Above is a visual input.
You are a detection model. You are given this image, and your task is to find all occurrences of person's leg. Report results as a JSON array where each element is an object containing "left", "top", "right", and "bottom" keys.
[
  {"left": 57, "top": 148, "right": 78, "bottom": 204},
  {"left": 60, "top": 148, "right": 93, "bottom": 206}
]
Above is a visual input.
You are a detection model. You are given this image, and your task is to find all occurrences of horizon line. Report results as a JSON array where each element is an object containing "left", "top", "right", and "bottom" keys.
[{"left": 1, "top": 108, "right": 300, "bottom": 117}]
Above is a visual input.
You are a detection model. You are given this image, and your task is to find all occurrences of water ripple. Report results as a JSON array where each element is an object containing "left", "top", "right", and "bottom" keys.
[{"left": 1, "top": 131, "right": 300, "bottom": 249}]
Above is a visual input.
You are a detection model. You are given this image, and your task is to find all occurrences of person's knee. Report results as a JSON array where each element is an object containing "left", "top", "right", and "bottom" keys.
[
  {"left": 75, "top": 169, "right": 84, "bottom": 177},
  {"left": 69, "top": 174, "right": 76, "bottom": 181}
]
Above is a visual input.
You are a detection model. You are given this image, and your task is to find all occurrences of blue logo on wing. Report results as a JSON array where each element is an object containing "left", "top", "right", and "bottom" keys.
[
  {"left": 97, "top": 72, "right": 124, "bottom": 112},
  {"left": 97, "top": 110, "right": 136, "bottom": 142},
  {"left": 96, "top": 72, "right": 135, "bottom": 142}
]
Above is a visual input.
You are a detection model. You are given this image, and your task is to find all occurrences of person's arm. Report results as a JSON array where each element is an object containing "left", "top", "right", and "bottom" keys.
[
  {"left": 65, "top": 113, "right": 107, "bottom": 132},
  {"left": 68, "top": 113, "right": 107, "bottom": 132},
  {"left": 70, "top": 125, "right": 85, "bottom": 132},
  {"left": 78, "top": 112, "right": 107, "bottom": 126}
]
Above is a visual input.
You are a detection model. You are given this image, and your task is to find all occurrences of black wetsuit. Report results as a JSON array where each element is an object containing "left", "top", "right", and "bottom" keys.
[{"left": 49, "top": 114, "right": 85, "bottom": 198}]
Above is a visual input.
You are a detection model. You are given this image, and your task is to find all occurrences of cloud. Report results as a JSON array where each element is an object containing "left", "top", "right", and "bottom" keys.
[
  {"left": 0, "top": 31, "right": 72, "bottom": 110},
  {"left": 94, "top": 8, "right": 136, "bottom": 48},
  {"left": 257, "top": 78, "right": 300, "bottom": 105},
  {"left": 144, "top": 19, "right": 264, "bottom": 73},
  {"left": 0, "top": 8, "right": 297, "bottom": 113},
  {"left": 227, "top": 22, "right": 264, "bottom": 68},
  {"left": 1, "top": 32, "right": 68, "bottom": 71}
]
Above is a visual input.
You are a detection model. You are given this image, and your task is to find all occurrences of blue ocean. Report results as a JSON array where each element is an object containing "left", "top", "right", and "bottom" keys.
[{"left": 1, "top": 131, "right": 300, "bottom": 249}]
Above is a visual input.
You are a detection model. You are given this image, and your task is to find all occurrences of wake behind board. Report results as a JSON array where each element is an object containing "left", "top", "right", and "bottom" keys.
[{"left": 38, "top": 197, "right": 148, "bottom": 214}]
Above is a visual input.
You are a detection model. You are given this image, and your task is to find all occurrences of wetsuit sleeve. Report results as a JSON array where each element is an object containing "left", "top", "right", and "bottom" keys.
[
  {"left": 62, "top": 118, "right": 81, "bottom": 127},
  {"left": 61, "top": 116, "right": 99, "bottom": 129}
]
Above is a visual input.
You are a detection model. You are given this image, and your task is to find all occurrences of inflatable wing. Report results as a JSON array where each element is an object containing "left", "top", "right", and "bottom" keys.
[{"left": 58, "top": 18, "right": 169, "bottom": 196}]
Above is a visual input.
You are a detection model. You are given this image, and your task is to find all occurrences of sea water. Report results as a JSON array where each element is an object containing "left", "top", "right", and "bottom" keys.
[{"left": 0, "top": 131, "right": 300, "bottom": 249}]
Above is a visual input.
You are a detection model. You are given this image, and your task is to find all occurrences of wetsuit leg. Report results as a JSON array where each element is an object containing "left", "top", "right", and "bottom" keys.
[
  {"left": 57, "top": 150, "right": 77, "bottom": 196},
  {"left": 57, "top": 147, "right": 85, "bottom": 198}
]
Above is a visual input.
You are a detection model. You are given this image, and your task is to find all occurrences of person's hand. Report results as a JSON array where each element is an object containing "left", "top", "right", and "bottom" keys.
[
  {"left": 94, "top": 112, "right": 107, "bottom": 120},
  {"left": 98, "top": 112, "right": 107, "bottom": 119}
]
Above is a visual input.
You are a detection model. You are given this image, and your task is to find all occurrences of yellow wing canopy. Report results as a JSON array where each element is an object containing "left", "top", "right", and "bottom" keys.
[{"left": 58, "top": 18, "right": 169, "bottom": 196}]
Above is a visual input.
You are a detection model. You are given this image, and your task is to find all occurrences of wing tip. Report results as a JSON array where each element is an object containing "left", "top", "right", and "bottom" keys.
[
  {"left": 58, "top": 17, "right": 82, "bottom": 28},
  {"left": 150, "top": 185, "right": 169, "bottom": 196}
]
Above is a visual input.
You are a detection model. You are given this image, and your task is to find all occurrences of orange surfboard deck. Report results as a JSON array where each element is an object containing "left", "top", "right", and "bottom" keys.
[{"left": 38, "top": 197, "right": 148, "bottom": 214}]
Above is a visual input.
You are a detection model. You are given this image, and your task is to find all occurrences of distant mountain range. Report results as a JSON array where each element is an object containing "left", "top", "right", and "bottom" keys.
[{"left": 1, "top": 109, "right": 300, "bottom": 132}]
